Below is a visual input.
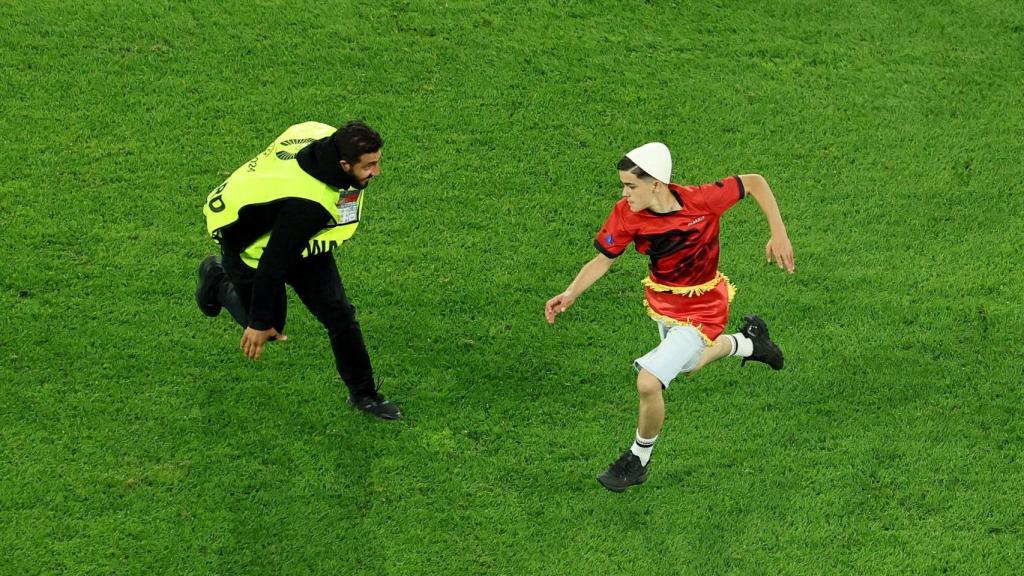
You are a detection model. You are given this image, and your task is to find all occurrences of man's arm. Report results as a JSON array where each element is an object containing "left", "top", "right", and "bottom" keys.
[
  {"left": 241, "top": 198, "right": 332, "bottom": 360},
  {"left": 544, "top": 253, "right": 616, "bottom": 324},
  {"left": 739, "top": 174, "right": 795, "bottom": 274}
]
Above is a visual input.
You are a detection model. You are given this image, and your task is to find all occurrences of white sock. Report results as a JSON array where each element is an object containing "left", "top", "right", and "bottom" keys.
[
  {"left": 727, "top": 333, "right": 753, "bottom": 357},
  {"left": 629, "top": 430, "right": 658, "bottom": 466}
]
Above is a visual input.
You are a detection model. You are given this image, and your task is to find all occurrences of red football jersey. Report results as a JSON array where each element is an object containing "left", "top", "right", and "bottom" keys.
[{"left": 594, "top": 176, "right": 745, "bottom": 340}]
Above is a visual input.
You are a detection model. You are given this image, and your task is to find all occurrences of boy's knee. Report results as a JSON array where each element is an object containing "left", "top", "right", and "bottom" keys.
[{"left": 636, "top": 370, "right": 663, "bottom": 397}]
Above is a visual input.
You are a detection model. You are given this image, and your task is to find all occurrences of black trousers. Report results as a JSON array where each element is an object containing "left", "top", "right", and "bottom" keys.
[{"left": 219, "top": 249, "right": 376, "bottom": 398}]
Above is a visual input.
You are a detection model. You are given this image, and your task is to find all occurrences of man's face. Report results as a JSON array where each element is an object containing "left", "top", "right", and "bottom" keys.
[
  {"left": 341, "top": 150, "right": 382, "bottom": 189},
  {"left": 619, "top": 170, "right": 656, "bottom": 212}
]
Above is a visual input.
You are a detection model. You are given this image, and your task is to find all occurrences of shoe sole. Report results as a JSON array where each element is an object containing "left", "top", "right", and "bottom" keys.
[
  {"left": 741, "top": 346, "right": 784, "bottom": 370},
  {"left": 347, "top": 398, "right": 403, "bottom": 420},
  {"left": 597, "top": 474, "right": 647, "bottom": 493}
]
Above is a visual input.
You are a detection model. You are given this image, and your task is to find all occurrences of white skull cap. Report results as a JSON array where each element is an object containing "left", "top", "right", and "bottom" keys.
[{"left": 625, "top": 142, "right": 672, "bottom": 184}]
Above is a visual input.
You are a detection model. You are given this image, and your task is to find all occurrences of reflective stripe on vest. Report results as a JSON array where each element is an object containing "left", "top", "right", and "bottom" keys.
[{"left": 203, "top": 121, "right": 364, "bottom": 268}]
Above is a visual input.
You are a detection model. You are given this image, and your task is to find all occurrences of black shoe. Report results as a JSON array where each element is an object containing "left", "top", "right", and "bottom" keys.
[
  {"left": 597, "top": 449, "right": 648, "bottom": 492},
  {"left": 196, "top": 255, "right": 224, "bottom": 317},
  {"left": 348, "top": 391, "right": 403, "bottom": 420},
  {"left": 739, "top": 314, "right": 784, "bottom": 370}
]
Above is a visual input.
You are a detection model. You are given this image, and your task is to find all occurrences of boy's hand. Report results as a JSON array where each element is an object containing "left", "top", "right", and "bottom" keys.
[
  {"left": 765, "top": 234, "right": 795, "bottom": 274},
  {"left": 545, "top": 292, "right": 576, "bottom": 325}
]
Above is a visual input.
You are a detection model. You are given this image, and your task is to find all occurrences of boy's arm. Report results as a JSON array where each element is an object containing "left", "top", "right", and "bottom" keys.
[
  {"left": 545, "top": 253, "right": 616, "bottom": 324},
  {"left": 739, "top": 173, "right": 795, "bottom": 274}
]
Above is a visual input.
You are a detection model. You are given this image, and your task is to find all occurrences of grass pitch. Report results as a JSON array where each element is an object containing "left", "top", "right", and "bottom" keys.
[{"left": 3, "top": 1, "right": 1023, "bottom": 574}]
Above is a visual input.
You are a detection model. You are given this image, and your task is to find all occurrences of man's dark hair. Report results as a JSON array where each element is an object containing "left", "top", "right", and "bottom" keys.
[
  {"left": 617, "top": 156, "right": 653, "bottom": 180},
  {"left": 332, "top": 120, "right": 383, "bottom": 164}
]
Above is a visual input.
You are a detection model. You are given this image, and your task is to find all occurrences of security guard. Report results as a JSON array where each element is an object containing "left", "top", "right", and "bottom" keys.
[{"left": 196, "top": 120, "right": 401, "bottom": 420}]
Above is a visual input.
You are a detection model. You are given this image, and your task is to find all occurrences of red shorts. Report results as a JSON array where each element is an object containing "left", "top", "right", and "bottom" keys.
[{"left": 643, "top": 277, "right": 733, "bottom": 342}]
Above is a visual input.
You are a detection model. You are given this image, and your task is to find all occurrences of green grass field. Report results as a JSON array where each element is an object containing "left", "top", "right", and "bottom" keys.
[{"left": 3, "top": 0, "right": 1023, "bottom": 574}]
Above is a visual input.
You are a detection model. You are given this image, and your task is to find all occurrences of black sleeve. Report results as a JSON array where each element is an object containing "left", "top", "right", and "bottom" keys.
[
  {"left": 735, "top": 175, "right": 746, "bottom": 199},
  {"left": 249, "top": 198, "right": 333, "bottom": 330},
  {"left": 594, "top": 239, "right": 621, "bottom": 259}
]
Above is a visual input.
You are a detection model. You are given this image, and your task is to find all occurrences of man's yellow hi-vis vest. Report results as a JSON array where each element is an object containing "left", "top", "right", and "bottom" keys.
[{"left": 203, "top": 121, "right": 364, "bottom": 268}]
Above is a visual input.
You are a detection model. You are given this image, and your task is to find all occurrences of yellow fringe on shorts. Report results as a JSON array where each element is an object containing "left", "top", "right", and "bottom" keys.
[
  {"left": 640, "top": 271, "right": 738, "bottom": 345},
  {"left": 642, "top": 271, "right": 737, "bottom": 301}
]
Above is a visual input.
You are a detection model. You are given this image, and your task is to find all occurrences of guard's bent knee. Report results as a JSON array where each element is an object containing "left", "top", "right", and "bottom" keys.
[{"left": 319, "top": 302, "right": 357, "bottom": 331}]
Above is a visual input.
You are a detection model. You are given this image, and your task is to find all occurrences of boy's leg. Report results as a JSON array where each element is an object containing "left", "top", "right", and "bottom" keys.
[
  {"left": 636, "top": 369, "right": 664, "bottom": 439},
  {"left": 692, "top": 315, "right": 784, "bottom": 372},
  {"left": 690, "top": 336, "right": 732, "bottom": 373},
  {"left": 598, "top": 325, "right": 704, "bottom": 493},
  {"left": 631, "top": 368, "right": 665, "bottom": 471}
]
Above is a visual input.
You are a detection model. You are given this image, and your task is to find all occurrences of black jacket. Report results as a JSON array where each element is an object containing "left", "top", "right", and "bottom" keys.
[{"left": 218, "top": 136, "right": 358, "bottom": 330}]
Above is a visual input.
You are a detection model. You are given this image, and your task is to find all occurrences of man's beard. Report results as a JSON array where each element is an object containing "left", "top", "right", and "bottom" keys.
[{"left": 340, "top": 164, "right": 370, "bottom": 190}]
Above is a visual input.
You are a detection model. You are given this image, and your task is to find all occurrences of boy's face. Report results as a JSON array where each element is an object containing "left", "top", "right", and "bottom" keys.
[{"left": 619, "top": 170, "right": 657, "bottom": 212}]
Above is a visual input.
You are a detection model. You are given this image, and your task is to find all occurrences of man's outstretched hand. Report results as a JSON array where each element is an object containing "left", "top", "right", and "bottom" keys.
[{"left": 240, "top": 327, "right": 288, "bottom": 361}]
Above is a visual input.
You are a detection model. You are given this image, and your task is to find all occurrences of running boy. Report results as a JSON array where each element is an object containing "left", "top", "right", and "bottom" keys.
[{"left": 544, "top": 142, "right": 795, "bottom": 492}]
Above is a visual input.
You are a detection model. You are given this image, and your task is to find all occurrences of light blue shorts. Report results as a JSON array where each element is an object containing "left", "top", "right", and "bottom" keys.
[{"left": 633, "top": 321, "right": 707, "bottom": 388}]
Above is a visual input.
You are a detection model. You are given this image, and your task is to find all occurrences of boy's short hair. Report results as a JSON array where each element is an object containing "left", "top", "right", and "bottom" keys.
[
  {"left": 332, "top": 121, "right": 383, "bottom": 164},
  {"left": 617, "top": 156, "right": 653, "bottom": 180}
]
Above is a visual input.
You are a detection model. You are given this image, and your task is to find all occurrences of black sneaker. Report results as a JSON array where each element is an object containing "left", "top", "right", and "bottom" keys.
[
  {"left": 739, "top": 314, "right": 784, "bottom": 370},
  {"left": 196, "top": 255, "right": 224, "bottom": 317},
  {"left": 348, "top": 391, "right": 403, "bottom": 421},
  {"left": 597, "top": 449, "right": 648, "bottom": 492}
]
